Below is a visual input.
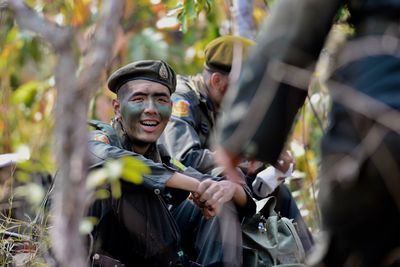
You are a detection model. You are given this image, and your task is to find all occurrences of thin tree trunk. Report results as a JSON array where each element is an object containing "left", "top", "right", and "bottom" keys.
[
  {"left": 6, "top": 1, "right": 124, "bottom": 266},
  {"left": 232, "top": 0, "right": 256, "bottom": 40}
]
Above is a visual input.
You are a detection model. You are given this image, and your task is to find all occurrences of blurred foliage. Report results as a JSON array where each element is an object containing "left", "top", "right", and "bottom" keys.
[
  {"left": 87, "top": 156, "right": 150, "bottom": 199},
  {"left": 81, "top": 156, "right": 150, "bottom": 235},
  {"left": 0, "top": 0, "right": 353, "bottom": 263}
]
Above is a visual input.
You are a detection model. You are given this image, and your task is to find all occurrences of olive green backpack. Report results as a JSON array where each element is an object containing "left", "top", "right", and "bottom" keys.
[{"left": 242, "top": 196, "right": 306, "bottom": 267}]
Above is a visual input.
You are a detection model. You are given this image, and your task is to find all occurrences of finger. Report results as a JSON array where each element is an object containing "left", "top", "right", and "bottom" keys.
[
  {"left": 200, "top": 183, "right": 220, "bottom": 202},
  {"left": 197, "top": 179, "right": 214, "bottom": 195},
  {"left": 205, "top": 189, "right": 224, "bottom": 207},
  {"left": 277, "top": 176, "right": 286, "bottom": 183},
  {"left": 202, "top": 206, "right": 216, "bottom": 219}
]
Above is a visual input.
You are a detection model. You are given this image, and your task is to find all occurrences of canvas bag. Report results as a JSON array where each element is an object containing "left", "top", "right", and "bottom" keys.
[{"left": 242, "top": 196, "right": 306, "bottom": 267}]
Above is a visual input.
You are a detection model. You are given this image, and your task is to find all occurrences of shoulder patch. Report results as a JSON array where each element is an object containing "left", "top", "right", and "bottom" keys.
[
  {"left": 93, "top": 134, "right": 110, "bottom": 144},
  {"left": 172, "top": 99, "right": 190, "bottom": 117}
]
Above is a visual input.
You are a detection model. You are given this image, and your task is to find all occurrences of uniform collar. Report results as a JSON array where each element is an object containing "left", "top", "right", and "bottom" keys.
[
  {"left": 144, "top": 143, "right": 162, "bottom": 163},
  {"left": 190, "top": 74, "right": 217, "bottom": 112},
  {"left": 111, "top": 118, "right": 162, "bottom": 162}
]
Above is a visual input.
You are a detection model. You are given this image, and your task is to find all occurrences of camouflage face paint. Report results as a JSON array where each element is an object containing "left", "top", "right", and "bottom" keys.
[{"left": 118, "top": 80, "right": 172, "bottom": 153}]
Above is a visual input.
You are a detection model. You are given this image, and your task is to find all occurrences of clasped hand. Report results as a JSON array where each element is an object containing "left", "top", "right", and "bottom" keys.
[{"left": 190, "top": 179, "right": 237, "bottom": 219}]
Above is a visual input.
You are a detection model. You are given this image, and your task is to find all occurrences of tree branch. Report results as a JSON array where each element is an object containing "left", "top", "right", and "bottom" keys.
[
  {"left": 78, "top": 0, "right": 124, "bottom": 96},
  {"left": 7, "top": 0, "right": 71, "bottom": 50}
]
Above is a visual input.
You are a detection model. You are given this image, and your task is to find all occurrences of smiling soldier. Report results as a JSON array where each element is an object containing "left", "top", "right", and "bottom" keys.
[{"left": 87, "top": 59, "right": 254, "bottom": 267}]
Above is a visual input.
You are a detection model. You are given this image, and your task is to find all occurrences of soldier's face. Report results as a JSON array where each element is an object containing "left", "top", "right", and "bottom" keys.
[
  {"left": 209, "top": 72, "right": 229, "bottom": 111},
  {"left": 114, "top": 80, "right": 172, "bottom": 150}
]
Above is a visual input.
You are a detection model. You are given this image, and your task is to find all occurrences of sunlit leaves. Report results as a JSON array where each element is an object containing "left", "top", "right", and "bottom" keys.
[
  {"left": 86, "top": 168, "right": 112, "bottom": 190},
  {"left": 128, "top": 28, "right": 168, "bottom": 61},
  {"left": 0, "top": 29, "right": 23, "bottom": 71},
  {"left": 14, "top": 183, "right": 45, "bottom": 208},
  {"left": 12, "top": 81, "right": 40, "bottom": 108},
  {"left": 86, "top": 156, "right": 150, "bottom": 198},
  {"left": 287, "top": 92, "right": 329, "bottom": 232},
  {"left": 174, "top": 0, "right": 212, "bottom": 32},
  {"left": 79, "top": 216, "right": 98, "bottom": 235},
  {"left": 71, "top": 0, "right": 92, "bottom": 26},
  {"left": 120, "top": 156, "right": 150, "bottom": 184}
]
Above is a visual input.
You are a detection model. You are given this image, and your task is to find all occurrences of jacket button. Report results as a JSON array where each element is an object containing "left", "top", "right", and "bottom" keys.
[{"left": 154, "top": 188, "right": 160, "bottom": 195}]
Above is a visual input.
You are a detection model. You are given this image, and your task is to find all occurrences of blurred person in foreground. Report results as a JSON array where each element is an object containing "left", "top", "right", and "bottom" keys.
[
  {"left": 159, "top": 35, "right": 314, "bottom": 254},
  {"left": 215, "top": 1, "right": 400, "bottom": 267},
  {"left": 87, "top": 59, "right": 255, "bottom": 267}
]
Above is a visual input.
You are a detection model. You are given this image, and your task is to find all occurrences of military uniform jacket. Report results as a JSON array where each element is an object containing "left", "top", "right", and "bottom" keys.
[
  {"left": 159, "top": 74, "right": 218, "bottom": 174},
  {"left": 87, "top": 120, "right": 217, "bottom": 266}
]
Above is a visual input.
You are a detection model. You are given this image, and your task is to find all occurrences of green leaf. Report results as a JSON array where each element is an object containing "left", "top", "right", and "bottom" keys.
[
  {"left": 86, "top": 168, "right": 108, "bottom": 189},
  {"left": 12, "top": 81, "right": 40, "bottom": 108},
  {"left": 184, "top": 0, "right": 196, "bottom": 19},
  {"left": 29, "top": 38, "right": 42, "bottom": 63},
  {"left": 79, "top": 217, "right": 96, "bottom": 235},
  {"left": 121, "top": 168, "right": 143, "bottom": 184},
  {"left": 95, "top": 188, "right": 110, "bottom": 200},
  {"left": 14, "top": 183, "right": 45, "bottom": 207},
  {"left": 15, "top": 170, "right": 31, "bottom": 183},
  {"left": 6, "top": 28, "right": 18, "bottom": 43},
  {"left": 104, "top": 159, "right": 122, "bottom": 181},
  {"left": 120, "top": 156, "right": 150, "bottom": 184},
  {"left": 122, "top": 156, "right": 150, "bottom": 174},
  {"left": 181, "top": 15, "right": 188, "bottom": 33},
  {"left": 110, "top": 180, "right": 121, "bottom": 198},
  {"left": 205, "top": 0, "right": 212, "bottom": 12}
]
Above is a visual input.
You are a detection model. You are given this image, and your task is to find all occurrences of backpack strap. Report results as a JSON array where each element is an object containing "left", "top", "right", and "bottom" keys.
[{"left": 257, "top": 196, "right": 277, "bottom": 217}]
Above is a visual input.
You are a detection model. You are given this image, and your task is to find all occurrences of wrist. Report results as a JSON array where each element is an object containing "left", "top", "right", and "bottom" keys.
[
  {"left": 168, "top": 172, "right": 200, "bottom": 192},
  {"left": 232, "top": 182, "right": 247, "bottom": 207}
]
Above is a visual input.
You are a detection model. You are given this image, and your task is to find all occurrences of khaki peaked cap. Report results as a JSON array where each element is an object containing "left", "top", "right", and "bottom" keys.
[{"left": 204, "top": 35, "right": 255, "bottom": 73}]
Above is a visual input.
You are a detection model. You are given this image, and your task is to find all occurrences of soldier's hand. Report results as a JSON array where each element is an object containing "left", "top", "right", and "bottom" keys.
[
  {"left": 274, "top": 150, "right": 295, "bottom": 174},
  {"left": 195, "top": 179, "right": 237, "bottom": 218},
  {"left": 245, "top": 160, "right": 266, "bottom": 176},
  {"left": 190, "top": 192, "right": 217, "bottom": 219}
]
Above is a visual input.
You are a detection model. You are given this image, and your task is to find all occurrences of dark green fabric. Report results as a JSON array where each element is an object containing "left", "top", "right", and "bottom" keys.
[
  {"left": 242, "top": 197, "right": 305, "bottom": 267},
  {"left": 87, "top": 120, "right": 190, "bottom": 266},
  {"left": 107, "top": 59, "right": 177, "bottom": 94}
]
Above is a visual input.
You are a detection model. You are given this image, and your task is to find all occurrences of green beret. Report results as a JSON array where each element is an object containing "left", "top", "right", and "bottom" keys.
[
  {"left": 107, "top": 60, "right": 177, "bottom": 94},
  {"left": 204, "top": 35, "right": 255, "bottom": 73}
]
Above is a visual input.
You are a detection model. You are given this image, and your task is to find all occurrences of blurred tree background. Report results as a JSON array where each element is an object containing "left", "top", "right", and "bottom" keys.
[{"left": 0, "top": 0, "right": 352, "bottom": 265}]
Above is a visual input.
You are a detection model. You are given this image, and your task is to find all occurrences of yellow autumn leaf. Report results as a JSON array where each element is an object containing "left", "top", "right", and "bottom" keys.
[
  {"left": 121, "top": 168, "right": 143, "bottom": 185},
  {"left": 95, "top": 188, "right": 110, "bottom": 200},
  {"left": 122, "top": 156, "right": 150, "bottom": 173},
  {"left": 111, "top": 180, "right": 121, "bottom": 198},
  {"left": 120, "top": 156, "right": 150, "bottom": 184},
  {"left": 71, "top": 0, "right": 91, "bottom": 26}
]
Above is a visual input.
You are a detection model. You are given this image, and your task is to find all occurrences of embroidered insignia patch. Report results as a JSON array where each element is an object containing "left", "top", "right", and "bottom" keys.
[
  {"left": 93, "top": 134, "right": 110, "bottom": 144},
  {"left": 159, "top": 64, "right": 168, "bottom": 80},
  {"left": 172, "top": 99, "right": 190, "bottom": 117}
]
